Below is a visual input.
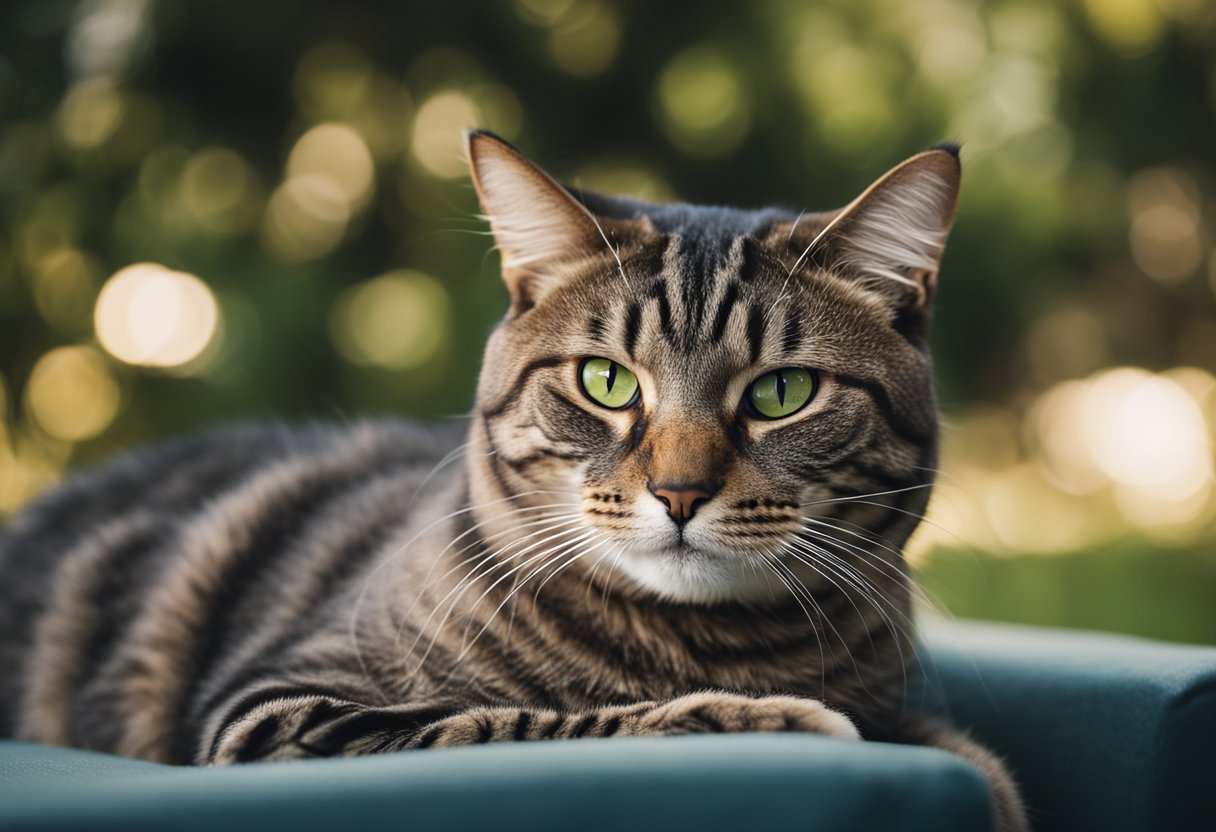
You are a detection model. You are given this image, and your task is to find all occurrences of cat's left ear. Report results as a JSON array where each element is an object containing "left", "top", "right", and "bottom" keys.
[
  {"left": 793, "top": 146, "right": 961, "bottom": 311},
  {"left": 467, "top": 130, "right": 621, "bottom": 312}
]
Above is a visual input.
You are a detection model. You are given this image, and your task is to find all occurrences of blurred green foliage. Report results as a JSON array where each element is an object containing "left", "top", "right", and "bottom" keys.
[{"left": 1, "top": 0, "right": 1214, "bottom": 642}]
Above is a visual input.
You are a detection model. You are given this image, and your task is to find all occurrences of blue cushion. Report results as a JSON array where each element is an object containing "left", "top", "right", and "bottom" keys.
[
  {"left": 0, "top": 734, "right": 989, "bottom": 831},
  {"left": 3, "top": 620, "right": 1213, "bottom": 831},
  {"left": 918, "top": 620, "right": 1216, "bottom": 832}
]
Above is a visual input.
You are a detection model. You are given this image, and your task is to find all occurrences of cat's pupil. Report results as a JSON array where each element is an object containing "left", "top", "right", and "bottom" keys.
[
  {"left": 776, "top": 371, "right": 787, "bottom": 407},
  {"left": 606, "top": 362, "right": 617, "bottom": 393}
]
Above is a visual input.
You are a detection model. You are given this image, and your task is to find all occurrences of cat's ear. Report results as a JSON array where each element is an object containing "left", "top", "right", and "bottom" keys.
[
  {"left": 467, "top": 130, "right": 614, "bottom": 311},
  {"left": 792, "top": 146, "right": 961, "bottom": 311}
]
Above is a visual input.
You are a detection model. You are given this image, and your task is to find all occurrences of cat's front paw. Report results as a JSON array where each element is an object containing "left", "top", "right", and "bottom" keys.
[{"left": 637, "top": 692, "right": 860, "bottom": 740}]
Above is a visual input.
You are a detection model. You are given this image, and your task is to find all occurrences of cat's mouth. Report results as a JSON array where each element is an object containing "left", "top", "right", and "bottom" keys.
[{"left": 610, "top": 529, "right": 795, "bottom": 604}]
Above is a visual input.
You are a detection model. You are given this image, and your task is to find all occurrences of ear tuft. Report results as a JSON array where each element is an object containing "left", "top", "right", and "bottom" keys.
[
  {"left": 928, "top": 140, "right": 962, "bottom": 160},
  {"left": 466, "top": 131, "right": 602, "bottom": 273}
]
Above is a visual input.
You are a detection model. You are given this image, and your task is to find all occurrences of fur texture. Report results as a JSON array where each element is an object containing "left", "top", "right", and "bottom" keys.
[{"left": 0, "top": 132, "right": 1025, "bottom": 831}]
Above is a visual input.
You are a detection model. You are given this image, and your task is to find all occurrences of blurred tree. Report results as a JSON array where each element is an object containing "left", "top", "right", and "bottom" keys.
[{"left": 1, "top": 0, "right": 1214, "bottom": 640}]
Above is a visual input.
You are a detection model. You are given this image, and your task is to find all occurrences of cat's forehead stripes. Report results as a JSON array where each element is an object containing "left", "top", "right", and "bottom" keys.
[
  {"left": 781, "top": 314, "right": 802, "bottom": 356},
  {"left": 581, "top": 231, "right": 795, "bottom": 362},
  {"left": 707, "top": 281, "right": 739, "bottom": 344}
]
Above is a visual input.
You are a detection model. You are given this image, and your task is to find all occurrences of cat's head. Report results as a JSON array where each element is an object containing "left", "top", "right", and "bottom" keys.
[{"left": 465, "top": 131, "right": 959, "bottom": 605}]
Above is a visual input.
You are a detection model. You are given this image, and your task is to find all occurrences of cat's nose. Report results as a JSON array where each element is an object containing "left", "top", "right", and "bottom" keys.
[{"left": 650, "top": 483, "right": 715, "bottom": 525}]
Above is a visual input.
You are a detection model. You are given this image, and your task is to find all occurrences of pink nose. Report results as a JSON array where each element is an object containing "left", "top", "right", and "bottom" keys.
[{"left": 650, "top": 485, "right": 714, "bottom": 524}]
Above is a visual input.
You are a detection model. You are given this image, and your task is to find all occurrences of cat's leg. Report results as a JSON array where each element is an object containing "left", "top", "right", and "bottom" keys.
[
  {"left": 403, "top": 691, "right": 861, "bottom": 749},
  {"left": 207, "top": 690, "right": 859, "bottom": 764},
  {"left": 887, "top": 715, "right": 1029, "bottom": 832}
]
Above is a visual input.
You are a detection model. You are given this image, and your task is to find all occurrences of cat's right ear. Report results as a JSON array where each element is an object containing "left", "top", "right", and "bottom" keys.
[{"left": 467, "top": 130, "right": 613, "bottom": 312}]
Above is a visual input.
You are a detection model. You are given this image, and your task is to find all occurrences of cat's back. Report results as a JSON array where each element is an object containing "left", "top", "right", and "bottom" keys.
[{"left": 0, "top": 419, "right": 461, "bottom": 747}]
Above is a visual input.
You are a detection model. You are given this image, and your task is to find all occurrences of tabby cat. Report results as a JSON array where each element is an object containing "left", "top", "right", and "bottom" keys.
[{"left": 0, "top": 131, "right": 1026, "bottom": 830}]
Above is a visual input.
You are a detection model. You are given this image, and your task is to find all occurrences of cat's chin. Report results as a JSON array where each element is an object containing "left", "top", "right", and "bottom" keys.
[{"left": 612, "top": 544, "right": 800, "bottom": 605}]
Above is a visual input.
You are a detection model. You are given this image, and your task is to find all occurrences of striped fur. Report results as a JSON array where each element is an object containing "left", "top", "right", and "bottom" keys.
[{"left": 0, "top": 133, "right": 1025, "bottom": 831}]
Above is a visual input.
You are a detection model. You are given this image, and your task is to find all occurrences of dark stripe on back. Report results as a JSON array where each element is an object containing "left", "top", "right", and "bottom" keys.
[
  {"left": 190, "top": 475, "right": 420, "bottom": 727},
  {"left": 69, "top": 437, "right": 296, "bottom": 747},
  {"left": 172, "top": 454, "right": 391, "bottom": 761},
  {"left": 67, "top": 522, "right": 166, "bottom": 746},
  {"left": 0, "top": 429, "right": 284, "bottom": 736}
]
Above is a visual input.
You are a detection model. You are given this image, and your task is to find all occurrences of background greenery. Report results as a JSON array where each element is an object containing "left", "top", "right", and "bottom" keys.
[{"left": 1, "top": 0, "right": 1214, "bottom": 643}]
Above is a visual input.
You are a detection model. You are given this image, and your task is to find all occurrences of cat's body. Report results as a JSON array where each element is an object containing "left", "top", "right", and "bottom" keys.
[{"left": 0, "top": 133, "right": 1026, "bottom": 830}]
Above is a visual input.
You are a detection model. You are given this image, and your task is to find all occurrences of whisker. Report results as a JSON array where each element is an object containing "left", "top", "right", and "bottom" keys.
[
  {"left": 437, "top": 532, "right": 609, "bottom": 685},
  {"left": 402, "top": 515, "right": 588, "bottom": 673},
  {"left": 770, "top": 546, "right": 880, "bottom": 700},
  {"left": 348, "top": 488, "right": 576, "bottom": 703},
  {"left": 800, "top": 482, "right": 935, "bottom": 508},
  {"left": 393, "top": 507, "right": 586, "bottom": 648},
  {"left": 757, "top": 553, "right": 828, "bottom": 696},
  {"left": 782, "top": 534, "right": 922, "bottom": 697}
]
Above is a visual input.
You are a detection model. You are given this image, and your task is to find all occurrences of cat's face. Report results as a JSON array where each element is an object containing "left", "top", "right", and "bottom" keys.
[{"left": 467, "top": 132, "right": 958, "bottom": 604}]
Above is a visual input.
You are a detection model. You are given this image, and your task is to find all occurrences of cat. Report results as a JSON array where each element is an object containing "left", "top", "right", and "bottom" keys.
[{"left": 0, "top": 130, "right": 1026, "bottom": 831}]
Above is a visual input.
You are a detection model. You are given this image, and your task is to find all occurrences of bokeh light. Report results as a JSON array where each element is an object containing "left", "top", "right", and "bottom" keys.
[
  {"left": 329, "top": 270, "right": 451, "bottom": 371},
  {"left": 94, "top": 263, "right": 220, "bottom": 370},
  {"left": 32, "top": 248, "right": 102, "bottom": 335},
  {"left": 66, "top": 0, "right": 152, "bottom": 79},
  {"left": 262, "top": 174, "right": 351, "bottom": 262},
  {"left": 1081, "top": 369, "right": 1211, "bottom": 501},
  {"left": 983, "top": 462, "right": 1101, "bottom": 555},
  {"left": 411, "top": 91, "right": 481, "bottom": 178},
  {"left": 1126, "top": 168, "right": 1204, "bottom": 285},
  {"left": 933, "top": 365, "right": 1216, "bottom": 554},
  {"left": 286, "top": 123, "right": 375, "bottom": 213},
  {"left": 656, "top": 45, "right": 750, "bottom": 158},
  {"left": 787, "top": 14, "right": 897, "bottom": 157},
  {"left": 548, "top": 0, "right": 620, "bottom": 77},
  {"left": 180, "top": 148, "right": 262, "bottom": 237},
  {"left": 57, "top": 79, "right": 124, "bottom": 150},
  {"left": 513, "top": 0, "right": 574, "bottom": 26},
  {"left": 2, "top": 0, "right": 1216, "bottom": 644},
  {"left": 1080, "top": 0, "right": 1164, "bottom": 56},
  {"left": 23, "top": 346, "right": 122, "bottom": 442},
  {"left": 0, "top": 426, "right": 63, "bottom": 516},
  {"left": 293, "top": 42, "right": 374, "bottom": 123},
  {"left": 469, "top": 83, "right": 524, "bottom": 141}
]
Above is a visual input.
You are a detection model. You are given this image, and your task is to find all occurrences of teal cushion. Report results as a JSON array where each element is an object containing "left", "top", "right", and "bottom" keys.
[
  {"left": 918, "top": 620, "right": 1216, "bottom": 832},
  {"left": 4, "top": 621, "right": 1213, "bottom": 831},
  {"left": 0, "top": 735, "right": 990, "bottom": 831}
]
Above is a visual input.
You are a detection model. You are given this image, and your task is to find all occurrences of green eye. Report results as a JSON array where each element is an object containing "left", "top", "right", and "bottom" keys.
[
  {"left": 579, "top": 358, "right": 640, "bottom": 409},
  {"left": 748, "top": 368, "right": 817, "bottom": 419}
]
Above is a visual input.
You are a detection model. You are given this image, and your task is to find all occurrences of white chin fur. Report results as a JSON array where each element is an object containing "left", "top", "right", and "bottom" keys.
[{"left": 613, "top": 546, "right": 791, "bottom": 604}]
